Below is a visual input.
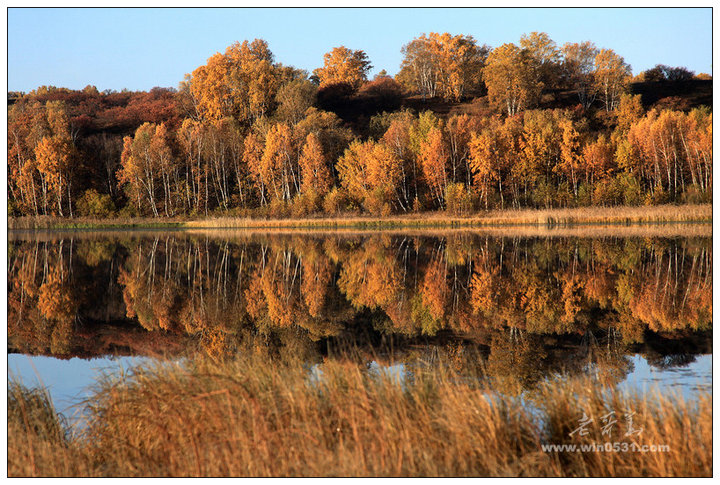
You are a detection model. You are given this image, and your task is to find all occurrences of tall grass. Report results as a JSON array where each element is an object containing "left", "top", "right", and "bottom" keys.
[
  {"left": 8, "top": 354, "right": 712, "bottom": 477},
  {"left": 180, "top": 203, "right": 712, "bottom": 229},
  {"left": 7, "top": 380, "right": 94, "bottom": 477}
]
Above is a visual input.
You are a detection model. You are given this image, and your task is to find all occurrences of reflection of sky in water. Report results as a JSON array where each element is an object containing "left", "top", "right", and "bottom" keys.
[
  {"left": 8, "top": 354, "right": 152, "bottom": 423},
  {"left": 8, "top": 352, "right": 712, "bottom": 425},
  {"left": 619, "top": 354, "right": 712, "bottom": 398}
]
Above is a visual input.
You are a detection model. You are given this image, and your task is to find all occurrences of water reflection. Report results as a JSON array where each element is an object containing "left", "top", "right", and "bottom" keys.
[{"left": 8, "top": 230, "right": 712, "bottom": 395}]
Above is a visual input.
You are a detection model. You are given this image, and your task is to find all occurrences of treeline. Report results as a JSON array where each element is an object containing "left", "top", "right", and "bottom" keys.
[{"left": 7, "top": 33, "right": 712, "bottom": 218}]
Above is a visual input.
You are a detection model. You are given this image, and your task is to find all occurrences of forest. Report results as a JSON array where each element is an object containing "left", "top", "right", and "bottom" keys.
[{"left": 7, "top": 32, "right": 713, "bottom": 219}]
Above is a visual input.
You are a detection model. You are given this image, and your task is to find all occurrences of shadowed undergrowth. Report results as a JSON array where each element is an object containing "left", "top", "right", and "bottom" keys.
[{"left": 8, "top": 353, "right": 712, "bottom": 477}]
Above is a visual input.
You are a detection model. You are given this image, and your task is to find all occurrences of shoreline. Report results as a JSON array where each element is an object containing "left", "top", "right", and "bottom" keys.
[{"left": 8, "top": 203, "right": 712, "bottom": 231}]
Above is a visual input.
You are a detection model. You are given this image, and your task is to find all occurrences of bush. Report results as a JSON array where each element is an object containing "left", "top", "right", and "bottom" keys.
[
  {"left": 614, "top": 173, "right": 643, "bottom": 206},
  {"left": 412, "top": 197, "right": 423, "bottom": 213},
  {"left": 76, "top": 189, "right": 116, "bottom": 218},
  {"left": 576, "top": 183, "right": 593, "bottom": 207},
  {"left": 290, "top": 191, "right": 321, "bottom": 218},
  {"left": 444, "top": 183, "right": 472, "bottom": 215},
  {"left": 323, "top": 187, "right": 356, "bottom": 216},
  {"left": 268, "top": 199, "right": 289, "bottom": 219},
  {"left": 681, "top": 185, "right": 711, "bottom": 204},
  {"left": 8, "top": 199, "right": 22, "bottom": 217},
  {"left": 593, "top": 179, "right": 621, "bottom": 206}
]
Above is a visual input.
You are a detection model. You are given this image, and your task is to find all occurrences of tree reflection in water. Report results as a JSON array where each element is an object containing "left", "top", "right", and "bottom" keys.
[{"left": 8, "top": 231, "right": 712, "bottom": 393}]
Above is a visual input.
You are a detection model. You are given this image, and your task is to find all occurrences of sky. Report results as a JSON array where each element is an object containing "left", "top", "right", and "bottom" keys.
[{"left": 7, "top": 7, "right": 713, "bottom": 93}]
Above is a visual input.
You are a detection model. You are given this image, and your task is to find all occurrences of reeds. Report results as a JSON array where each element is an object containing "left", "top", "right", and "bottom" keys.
[
  {"left": 7, "top": 354, "right": 712, "bottom": 477},
  {"left": 7, "top": 379, "right": 94, "bottom": 477}
]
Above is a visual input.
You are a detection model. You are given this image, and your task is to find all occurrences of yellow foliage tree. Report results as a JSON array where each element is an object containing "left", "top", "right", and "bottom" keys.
[
  {"left": 313, "top": 46, "right": 371, "bottom": 89},
  {"left": 189, "top": 39, "right": 279, "bottom": 123},
  {"left": 299, "top": 132, "right": 332, "bottom": 197},
  {"left": 484, "top": 43, "right": 540, "bottom": 115},
  {"left": 594, "top": 49, "right": 631, "bottom": 111},
  {"left": 337, "top": 139, "right": 402, "bottom": 214}
]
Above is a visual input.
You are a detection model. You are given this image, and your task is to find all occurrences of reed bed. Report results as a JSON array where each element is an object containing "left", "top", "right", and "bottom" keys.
[
  {"left": 7, "top": 353, "right": 712, "bottom": 477},
  {"left": 8, "top": 204, "right": 712, "bottom": 230},
  {"left": 181, "top": 204, "right": 712, "bottom": 229}
]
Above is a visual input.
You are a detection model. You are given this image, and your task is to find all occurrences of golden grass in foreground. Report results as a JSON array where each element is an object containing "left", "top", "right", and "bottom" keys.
[
  {"left": 8, "top": 356, "right": 712, "bottom": 477},
  {"left": 7, "top": 381, "right": 93, "bottom": 477},
  {"left": 8, "top": 203, "right": 712, "bottom": 230}
]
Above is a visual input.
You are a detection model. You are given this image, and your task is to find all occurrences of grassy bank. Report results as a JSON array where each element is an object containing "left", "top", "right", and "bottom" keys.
[
  {"left": 8, "top": 203, "right": 712, "bottom": 230},
  {"left": 8, "top": 354, "right": 712, "bottom": 477}
]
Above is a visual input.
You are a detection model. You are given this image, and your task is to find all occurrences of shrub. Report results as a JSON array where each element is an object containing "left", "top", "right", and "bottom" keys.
[
  {"left": 593, "top": 179, "right": 621, "bottom": 206},
  {"left": 444, "top": 183, "right": 472, "bottom": 215},
  {"left": 323, "top": 187, "right": 355, "bottom": 216},
  {"left": 268, "top": 199, "right": 289, "bottom": 219},
  {"left": 645, "top": 187, "right": 671, "bottom": 206},
  {"left": 681, "top": 185, "right": 711, "bottom": 204},
  {"left": 76, "top": 189, "right": 116, "bottom": 218},
  {"left": 412, "top": 197, "right": 423, "bottom": 213},
  {"left": 290, "top": 191, "right": 321, "bottom": 218},
  {"left": 576, "top": 183, "right": 593, "bottom": 207},
  {"left": 615, "top": 173, "right": 643, "bottom": 206}
]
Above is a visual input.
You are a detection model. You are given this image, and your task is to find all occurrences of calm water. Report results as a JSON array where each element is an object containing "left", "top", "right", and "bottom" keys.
[{"left": 8, "top": 228, "right": 712, "bottom": 418}]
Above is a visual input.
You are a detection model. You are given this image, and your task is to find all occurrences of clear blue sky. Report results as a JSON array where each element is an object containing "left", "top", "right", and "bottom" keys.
[{"left": 8, "top": 7, "right": 712, "bottom": 93}]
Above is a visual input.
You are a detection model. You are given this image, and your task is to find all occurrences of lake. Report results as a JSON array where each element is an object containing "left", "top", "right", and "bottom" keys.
[{"left": 8, "top": 226, "right": 712, "bottom": 421}]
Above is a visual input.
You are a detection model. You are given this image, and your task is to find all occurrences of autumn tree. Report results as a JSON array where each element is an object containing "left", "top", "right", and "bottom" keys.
[
  {"left": 614, "top": 93, "right": 644, "bottom": 134},
  {"left": 261, "top": 123, "right": 297, "bottom": 201},
  {"left": 189, "top": 39, "right": 279, "bottom": 123},
  {"left": 562, "top": 41, "right": 599, "bottom": 108},
  {"left": 203, "top": 118, "right": 241, "bottom": 211},
  {"left": 519, "top": 32, "right": 562, "bottom": 91},
  {"left": 34, "top": 102, "right": 77, "bottom": 217},
  {"left": 582, "top": 134, "right": 615, "bottom": 186},
  {"left": 275, "top": 79, "right": 317, "bottom": 125},
  {"left": 313, "top": 46, "right": 372, "bottom": 89},
  {"left": 35, "top": 136, "right": 74, "bottom": 217},
  {"left": 379, "top": 110, "right": 417, "bottom": 210},
  {"left": 298, "top": 132, "right": 332, "bottom": 197},
  {"left": 118, "top": 122, "right": 177, "bottom": 216},
  {"left": 626, "top": 107, "right": 712, "bottom": 198},
  {"left": 177, "top": 118, "right": 207, "bottom": 213},
  {"left": 445, "top": 113, "right": 481, "bottom": 187},
  {"left": 518, "top": 110, "right": 563, "bottom": 206},
  {"left": 243, "top": 131, "right": 267, "bottom": 206},
  {"left": 469, "top": 115, "right": 523, "bottom": 208},
  {"left": 555, "top": 117, "right": 583, "bottom": 196},
  {"left": 397, "top": 32, "right": 488, "bottom": 101},
  {"left": 419, "top": 127, "right": 449, "bottom": 208},
  {"left": 293, "top": 107, "right": 354, "bottom": 169},
  {"left": 484, "top": 43, "right": 540, "bottom": 115},
  {"left": 594, "top": 49, "right": 631, "bottom": 111},
  {"left": 337, "top": 139, "right": 402, "bottom": 214}
]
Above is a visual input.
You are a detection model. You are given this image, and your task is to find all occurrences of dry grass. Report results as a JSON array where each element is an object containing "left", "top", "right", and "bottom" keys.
[
  {"left": 7, "top": 380, "right": 95, "bottom": 477},
  {"left": 180, "top": 223, "right": 712, "bottom": 240},
  {"left": 8, "top": 204, "right": 712, "bottom": 230},
  {"left": 7, "top": 354, "right": 712, "bottom": 477},
  {"left": 181, "top": 204, "right": 711, "bottom": 229}
]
